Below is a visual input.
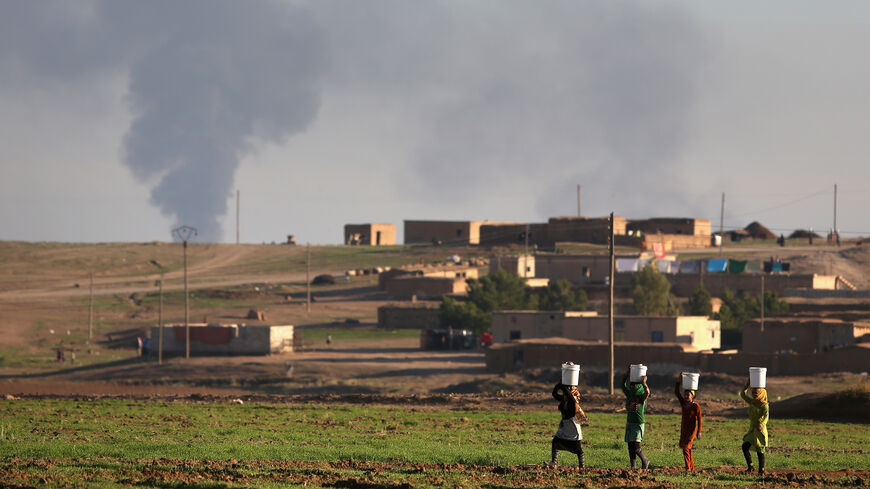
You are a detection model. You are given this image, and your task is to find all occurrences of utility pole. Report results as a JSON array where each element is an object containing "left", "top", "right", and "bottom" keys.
[
  {"left": 173, "top": 225, "right": 197, "bottom": 359},
  {"left": 577, "top": 184, "right": 582, "bottom": 217},
  {"left": 524, "top": 223, "right": 530, "bottom": 278},
  {"left": 719, "top": 192, "right": 725, "bottom": 255},
  {"left": 88, "top": 272, "right": 94, "bottom": 353},
  {"left": 833, "top": 183, "right": 838, "bottom": 246},
  {"left": 608, "top": 212, "right": 615, "bottom": 396},
  {"left": 760, "top": 275, "right": 765, "bottom": 333},
  {"left": 158, "top": 274, "right": 164, "bottom": 365},
  {"left": 306, "top": 243, "right": 311, "bottom": 314},
  {"left": 236, "top": 189, "right": 240, "bottom": 245}
]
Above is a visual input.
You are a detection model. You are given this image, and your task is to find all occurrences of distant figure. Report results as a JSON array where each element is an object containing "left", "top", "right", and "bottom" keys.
[
  {"left": 142, "top": 338, "right": 151, "bottom": 357},
  {"left": 326, "top": 334, "right": 332, "bottom": 346},
  {"left": 136, "top": 336, "right": 143, "bottom": 357},
  {"left": 777, "top": 234, "right": 785, "bottom": 247},
  {"left": 56, "top": 348, "right": 64, "bottom": 363}
]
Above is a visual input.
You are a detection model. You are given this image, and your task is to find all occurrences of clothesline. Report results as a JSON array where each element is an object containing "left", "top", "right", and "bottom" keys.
[{"left": 615, "top": 258, "right": 789, "bottom": 275}]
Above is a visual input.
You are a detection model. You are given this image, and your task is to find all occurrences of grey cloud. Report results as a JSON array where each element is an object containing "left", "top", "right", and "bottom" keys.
[{"left": 312, "top": 1, "right": 707, "bottom": 219}]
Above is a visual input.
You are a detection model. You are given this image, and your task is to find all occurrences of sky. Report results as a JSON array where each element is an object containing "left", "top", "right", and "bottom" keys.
[{"left": 1, "top": 0, "right": 869, "bottom": 244}]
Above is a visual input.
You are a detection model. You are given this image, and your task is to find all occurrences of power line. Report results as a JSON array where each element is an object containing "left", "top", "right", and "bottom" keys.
[{"left": 724, "top": 189, "right": 829, "bottom": 219}]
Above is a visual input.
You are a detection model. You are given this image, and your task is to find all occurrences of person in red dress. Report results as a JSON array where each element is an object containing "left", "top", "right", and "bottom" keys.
[{"left": 674, "top": 373, "right": 703, "bottom": 471}]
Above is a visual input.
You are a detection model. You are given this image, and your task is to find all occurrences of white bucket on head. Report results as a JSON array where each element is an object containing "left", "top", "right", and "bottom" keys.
[
  {"left": 630, "top": 364, "right": 647, "bottom": 382},
  {"left": 749, "top": 367, "right": 767, "bottom": 388},
  {"left": 682, "top": 372, "right": 700, "bottom": 391},
  {"left": 561, "top": 362, "right": 580, "bottom": 386}
]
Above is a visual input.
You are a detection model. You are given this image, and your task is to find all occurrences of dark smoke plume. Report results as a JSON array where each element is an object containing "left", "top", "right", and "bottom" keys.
[{"left": 1, "top": 1, "right": 327, "bottom": 241}]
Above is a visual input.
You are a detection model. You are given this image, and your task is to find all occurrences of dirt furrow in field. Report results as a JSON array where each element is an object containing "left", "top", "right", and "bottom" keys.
[{"left": 2, "top": 456, "right": 868, "bottom": 488}]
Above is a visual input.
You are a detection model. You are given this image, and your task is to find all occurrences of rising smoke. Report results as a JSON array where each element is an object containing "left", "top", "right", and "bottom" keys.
[
  {"left": 311, "top": 1, "right": 708, "bottom": 220},
  {"left": 1, "top": 0, "right": 327, "bottom": 241},
  {"left": 2, "top": 1, "right": 707, "bottom": 241}
]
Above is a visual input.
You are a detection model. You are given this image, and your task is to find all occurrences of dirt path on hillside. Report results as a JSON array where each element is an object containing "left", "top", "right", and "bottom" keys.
[{"left": 0, "top": 243, "right": 324, "bottom": 302}]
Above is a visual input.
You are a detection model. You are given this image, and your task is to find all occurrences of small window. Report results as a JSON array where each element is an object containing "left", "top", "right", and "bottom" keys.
[
  {"left": 615, "top": 331, "right": 625, "bottom": 341},
  {"left": 510, "top": 330, "right": 522, "bottom": 340},
  {"left": 651, "top": 331, "right": 664, "bottom": 342},
  {"left": 711, "top": 331, "right": 716, "bottom": 338},
  {"left": 582, "top": 266, "right": 590, "bottom": 278},
  {"left": 615, "top": 320, "right": 625, "bottom": 329},
  {"left": 456, "top": 229, "right": 463, "bottom": 237}
]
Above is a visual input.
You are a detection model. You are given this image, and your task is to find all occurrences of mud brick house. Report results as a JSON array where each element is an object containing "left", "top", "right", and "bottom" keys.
[
  {"left": 489, "top": 254, "right": 535, "bottom": 278},
  {"left": 404, "top": 220, "right": 519, "bottom": 245},
  {"left": 742, "top": 318, "right": 870, "bottom": 354},
  {"left": 151, "top": 323, "right": 294, "bottom": 355},
  {"left": 491, "top": 311, "right": 720, "bottom": 351},
  {"left": 344, "top": 223, "right": 396, "bottom": 246}
]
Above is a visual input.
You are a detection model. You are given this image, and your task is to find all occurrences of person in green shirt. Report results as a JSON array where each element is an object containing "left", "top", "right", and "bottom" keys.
[
  {"left": 621, "top": 366, "right": 651, "bottom": 469},
  {"left": 739, "top": 378, "right": 769, "bottom": 475}
]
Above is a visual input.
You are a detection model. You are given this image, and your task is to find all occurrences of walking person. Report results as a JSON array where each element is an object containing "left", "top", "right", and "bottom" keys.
[
  {"left": 739, "top": 379, "right": 769, "bottom": 475},
  {"left": 674, "top": 374, "right": 703, "bottom": 471},
  {"left": 621, "top": 367, "right": 651, "bottom": 469},
  {"left": 548, "top": 382, "right": 588, "bottom": 468}
]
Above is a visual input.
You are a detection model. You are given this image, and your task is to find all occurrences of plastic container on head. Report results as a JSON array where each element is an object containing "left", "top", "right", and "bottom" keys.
[
  {"left": 749, "top": 367, "right": 767, "bottom": 388},
  {"left": 561, "top": 362, "right": 580, "bottom": 386},
  {"left": 630, "top": 364, "right": 647, "bottom": 383},
  {"left": 681, "top": 372, "right": 700, "bottom": 391}
]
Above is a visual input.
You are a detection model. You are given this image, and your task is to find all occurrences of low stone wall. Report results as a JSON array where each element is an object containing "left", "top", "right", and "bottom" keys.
[
  {"left": 486, "top": 339, "right": 870, "bottom": 375},
  {"left": 150, "top": 324, "right": 293, "bottom": 356},
  {"left": 643, "top": 234, "right": 711, "bottom": 250},
  {"left": 784, "top": 289, "right": 870, "bottom": 299}
]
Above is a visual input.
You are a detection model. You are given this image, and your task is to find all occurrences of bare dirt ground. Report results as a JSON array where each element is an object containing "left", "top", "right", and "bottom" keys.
[{"left": 2, "top": 457, "right": 868, "bottom": 489}]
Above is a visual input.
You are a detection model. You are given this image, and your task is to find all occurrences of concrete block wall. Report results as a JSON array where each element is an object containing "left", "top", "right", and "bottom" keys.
[{"left": 486, "top": 340, "right": 870, "bottom": 375}]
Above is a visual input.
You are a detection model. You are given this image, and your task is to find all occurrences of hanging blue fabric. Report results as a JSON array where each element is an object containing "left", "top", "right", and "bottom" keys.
[{"left": 707, "top": 258, "right": 728, "bottom": 272}]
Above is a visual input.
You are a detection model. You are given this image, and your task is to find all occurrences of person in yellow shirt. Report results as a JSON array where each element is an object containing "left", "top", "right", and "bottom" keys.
[{"left": 739, "top": 379, "right": 769, "bottom": 475}]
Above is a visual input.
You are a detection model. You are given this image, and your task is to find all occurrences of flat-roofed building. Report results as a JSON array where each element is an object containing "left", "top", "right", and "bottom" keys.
[
  {"left": 150, "top": 324, "right": 294, "bottom": 356},
  {"left": 489, "top": 254, "right": 535, "bottom": 278},
  {"left": 384, "top": 275, "right": 469, "bottom": 300},
  {"left": 742, "top": 318, "right": 870, "bottom": 354},
  {"left": 404, "top": 220, "right": 518, "bottom": 245},
  {"left": 344, "top": 223, "right": 396, "bottom": 246},
  {"left": 491, "top": 311, "right": 719, "bottom": 351},
  {"left": 547, "top": 216, "right": 628, "bottom": 244},
  {"left": 628, "top": 218, "right": 712, "bottom": 237}
]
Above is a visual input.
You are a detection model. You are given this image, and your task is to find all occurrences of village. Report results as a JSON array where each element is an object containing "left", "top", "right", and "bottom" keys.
[{"left": 16, "top": 210, "right": 858, "bottom": 404}]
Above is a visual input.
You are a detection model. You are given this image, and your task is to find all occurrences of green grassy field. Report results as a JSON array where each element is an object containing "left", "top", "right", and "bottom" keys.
[
  {"left": 1, "top": 399, "right": 867, "bottom": 488},
  {"left": 296, "top": 327, "right": 420, "bottom": 346}
]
